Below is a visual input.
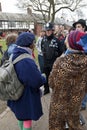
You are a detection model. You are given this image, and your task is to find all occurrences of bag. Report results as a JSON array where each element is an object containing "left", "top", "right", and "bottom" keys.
[{"left": 0, "top": 53, "right": 33, "bottom": 101}]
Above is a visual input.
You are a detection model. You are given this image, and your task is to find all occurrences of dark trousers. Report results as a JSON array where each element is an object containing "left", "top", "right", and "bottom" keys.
[{"left": 44, "top": 67, "right": 51, "bottom": 92}]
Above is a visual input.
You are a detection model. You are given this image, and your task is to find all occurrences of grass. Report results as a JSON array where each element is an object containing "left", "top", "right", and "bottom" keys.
[
  {"left": 0, "top": 39, "right": 7, "bottom": 58},
  {"left": 0, "top": 39, "right": 7, "bottom": 50},
  {"left": 0, "top": 38, "right": 38, "bottom": 64},
  {"left": 34, "top": 47, "right": 38, "bottom": 64}
]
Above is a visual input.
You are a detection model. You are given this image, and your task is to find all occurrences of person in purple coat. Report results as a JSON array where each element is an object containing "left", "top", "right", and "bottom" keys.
[{"left": 7, "top": 32, "right": 46, "bottom": 130}]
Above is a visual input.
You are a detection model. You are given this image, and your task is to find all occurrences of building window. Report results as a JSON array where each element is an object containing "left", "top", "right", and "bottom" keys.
[
  {"left": 8, "top": 21, "right": 16, "bottom": 28},
  {"left": 0, "top": 21, "right": 2, "bottom": 27}
]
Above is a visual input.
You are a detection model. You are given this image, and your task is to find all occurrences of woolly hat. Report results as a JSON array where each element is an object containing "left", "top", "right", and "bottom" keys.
[
  {"left": 68, "top": 30, "right": 85, "bottom": 51},
  {"left": 16, "top": 32, "right": 35, "bottom": 47},
  {"left": 77, "top": 34, "right": 87, "bottom": 53}
]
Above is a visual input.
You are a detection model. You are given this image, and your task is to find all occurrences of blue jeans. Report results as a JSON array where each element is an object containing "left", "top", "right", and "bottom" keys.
[
  {"left": 38, "top": 55, "right": 44, "bottom": 73},
  {"left": 81, "top": 94, "right": 87, "bottom": 108}
]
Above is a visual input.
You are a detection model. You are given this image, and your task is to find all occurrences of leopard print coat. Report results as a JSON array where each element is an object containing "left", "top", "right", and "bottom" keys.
[{"left": 49, "top": 53, "right": 87, "bottom": 130}]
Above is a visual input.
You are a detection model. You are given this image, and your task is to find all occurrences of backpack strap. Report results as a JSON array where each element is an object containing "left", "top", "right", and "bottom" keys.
[{"left": 11, "top": 53, "right": 33, "bottom": 64}]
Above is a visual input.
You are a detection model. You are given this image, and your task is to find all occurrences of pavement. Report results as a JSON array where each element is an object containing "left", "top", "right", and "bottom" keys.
[
  {"left": 0, "top": 93, "right": 87, "bottom": 130},
  {"left": 0, "top": 93, "right": 50, "bottom": 130}
]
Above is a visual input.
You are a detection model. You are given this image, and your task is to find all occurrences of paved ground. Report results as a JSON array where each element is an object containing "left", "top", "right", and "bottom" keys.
[
  {"left": 0, "top": 94, "right": 50, "bottom": 130},
  {"left": 0, "top": 100, "right": 7, "bottom": 114},
  {"left": 0, "top": 93, "right": 87, "bottom": 130}
]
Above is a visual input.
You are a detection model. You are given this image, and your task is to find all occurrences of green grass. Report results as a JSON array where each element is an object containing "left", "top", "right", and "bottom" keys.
[
  {"left": 0, "top": 39, "right": 7, "bottom": 50},
  {"left": 34, "top": 47, "right": 38, "bottom": 64},
  {"left": 0, "top": 39, "right": 7, "bottom": 58},
  {"left": 0, "top": 39, "right": 39, "bottom": 64}
]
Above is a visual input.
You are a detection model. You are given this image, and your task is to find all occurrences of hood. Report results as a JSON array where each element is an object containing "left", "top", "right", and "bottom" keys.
[{"left": 12, "top": 46, "right": 32, "bottom": 60}]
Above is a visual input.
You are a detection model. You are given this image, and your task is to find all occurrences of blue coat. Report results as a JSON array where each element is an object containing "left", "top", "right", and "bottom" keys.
[{"left": 7, "top": 47, "right": 46, "bottom": 121}]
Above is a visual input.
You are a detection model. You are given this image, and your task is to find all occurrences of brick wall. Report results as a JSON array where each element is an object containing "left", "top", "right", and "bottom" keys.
[{"left": 34, "top": 23, "right": 43, "bottom": 36}]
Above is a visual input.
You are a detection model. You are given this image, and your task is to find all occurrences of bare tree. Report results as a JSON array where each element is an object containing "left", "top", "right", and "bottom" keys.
[
  {"left": 75, "top": 9, "right": 85, "bottom": 19},
  {"left": 16, "top": 0, "right": 87, "bottom": 22}
]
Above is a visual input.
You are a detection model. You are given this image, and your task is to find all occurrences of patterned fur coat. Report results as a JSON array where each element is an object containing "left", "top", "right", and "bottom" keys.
[{"left": 49, "top": 53, "right": 87, "bottom": 130}]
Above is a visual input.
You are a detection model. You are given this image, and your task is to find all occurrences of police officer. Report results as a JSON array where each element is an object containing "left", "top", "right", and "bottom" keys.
[{"left": 41, "top": 22, "right": 63, "bottom": 95}]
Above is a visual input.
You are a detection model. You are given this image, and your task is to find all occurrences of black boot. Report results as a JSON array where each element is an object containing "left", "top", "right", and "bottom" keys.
[
  {"left": 44, "top": 73, "right": 50, "bottom": 95},
  {"left": 80, "top": 113, "right": 85, "bottom": 125}
]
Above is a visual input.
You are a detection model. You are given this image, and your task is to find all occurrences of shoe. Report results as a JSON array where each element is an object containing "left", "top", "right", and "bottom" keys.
[
  {"left": 44, "top": 89, "right": 50, "bottom": 95},
  {"left": 80, "top": 114, "right": 85, "bottom": 125},
  {"left": 80, "top": 107, "right": 86, "bottom": 111}
]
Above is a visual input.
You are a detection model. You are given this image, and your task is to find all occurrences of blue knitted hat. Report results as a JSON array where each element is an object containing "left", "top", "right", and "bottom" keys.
[
  {"left": 16, "top": 32, "right": 35, "bottom": 47},
  {"left": 77, "top": 34, "right": 87, "bottom": 53}
]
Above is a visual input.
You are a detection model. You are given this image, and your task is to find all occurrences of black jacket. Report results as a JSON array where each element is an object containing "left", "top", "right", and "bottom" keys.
[{"left": 41, "top": 34, "right": 63, "bottom": 69}]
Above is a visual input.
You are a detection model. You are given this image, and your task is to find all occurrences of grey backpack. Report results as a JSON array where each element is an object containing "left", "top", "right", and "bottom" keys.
[{"left": 0, "top": 53, "right": 32, "bottom": 101}]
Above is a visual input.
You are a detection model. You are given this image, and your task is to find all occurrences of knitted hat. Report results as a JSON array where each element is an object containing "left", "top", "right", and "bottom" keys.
[
  {"left": 16, "top": 32, "right": 35, "bottom": 47},
  {"left": 68, "top": 30, "right": 85, "bottom": 51},
  {"left": 77, "top": 34, "right": 87, "bottom": 53}
]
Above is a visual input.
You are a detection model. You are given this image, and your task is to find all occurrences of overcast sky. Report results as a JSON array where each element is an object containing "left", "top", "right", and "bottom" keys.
[
  {"left": 0, "top": 0, "right": 24, "bottom": 13},
  {"left": 0, "top": 0, "right": 87, "bottom": 21}
]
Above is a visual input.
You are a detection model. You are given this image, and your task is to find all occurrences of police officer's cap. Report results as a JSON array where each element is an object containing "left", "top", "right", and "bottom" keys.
[{"left": 45, "top": 22, "right": 54, "bottom": 31}]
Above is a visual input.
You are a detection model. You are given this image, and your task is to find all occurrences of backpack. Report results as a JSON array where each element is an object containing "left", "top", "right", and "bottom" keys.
[{"left": 0, "top": 53, "right": 33, "bottom": 101}]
